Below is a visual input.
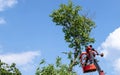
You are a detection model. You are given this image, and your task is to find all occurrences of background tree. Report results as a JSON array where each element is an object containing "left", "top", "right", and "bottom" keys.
[
  {"left": 36, "top": 57, "right": 76, "bottom": 75},
  {"left": 50, "top": 0, "right": 95, "bottom": 71},
  {"left": 0, "top": 60, "right": 21, "bottom": 75}
]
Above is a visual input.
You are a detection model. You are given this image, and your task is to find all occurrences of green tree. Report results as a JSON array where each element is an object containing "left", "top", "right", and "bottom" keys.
[
  {"left": 36, "top": 57, "right": 76, "bottom": 75},
  {"left": 50, "top": 0, "right": 95, "bottom": 71},
  {"left": 0, "top": 60, "right": 21, "bottom": 75}
]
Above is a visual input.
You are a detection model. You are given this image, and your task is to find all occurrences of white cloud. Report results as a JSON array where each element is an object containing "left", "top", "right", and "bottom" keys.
[
  {"left": 0, "top": 18, "right": 6, "bottom": 24},
  {"left": 0, "top": 51, "right": 40, "bottom": 65},
  {"left": 0, "top": 0, "right": 18, "bottom": 25},
  {"left": 0, "top": 0, "right": 18, "bottom": 11},
  {"left": 114, "top": 58, "right": 120, "bottom": 72},
  {"left": 0, "top": 51, "right": 40, "bottom": 74},
  {"left": 99, "top": 27, "right": 120, "bottom": 74}
]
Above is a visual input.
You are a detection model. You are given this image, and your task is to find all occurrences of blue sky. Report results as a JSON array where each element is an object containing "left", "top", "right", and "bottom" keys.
[{"left": 0, "top": 0, "right": 120, "bottom": 75}]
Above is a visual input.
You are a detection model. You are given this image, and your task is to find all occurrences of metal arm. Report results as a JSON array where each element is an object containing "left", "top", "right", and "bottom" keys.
[{"left": 89, "top": 51, "right": 105, "bottom": 75}]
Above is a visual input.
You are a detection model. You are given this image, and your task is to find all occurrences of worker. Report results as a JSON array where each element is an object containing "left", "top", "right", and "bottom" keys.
[
  {"left": 84, "top": 45, "right": 99, "bottom": 66},
  {"left": 90, "top": 45, "right": 99, "bottom": 57}
]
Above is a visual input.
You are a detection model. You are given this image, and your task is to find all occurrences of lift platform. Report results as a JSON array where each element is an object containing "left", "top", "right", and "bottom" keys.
[{"left": 79, "top": 51, "right": 105, "bottom": 75}]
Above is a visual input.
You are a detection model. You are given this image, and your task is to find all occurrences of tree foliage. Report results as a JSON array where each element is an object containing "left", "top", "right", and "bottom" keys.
[
  {"left": 36, "top": 57, "right": 76, "bottom": 75},
  {"left": 50, "top": 0, "right": 95, "bottom": 71},
  {"left": 0, "top": 60, "right": 21, "bottom": 75}
]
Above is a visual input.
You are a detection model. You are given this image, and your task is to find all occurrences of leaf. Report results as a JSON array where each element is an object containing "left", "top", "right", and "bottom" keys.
[
  {"left": 56, "top": 56, "right": 61, "bottom": 67},
  {"left": 40, "top": 59, "right": 45, "bottom": 65}
]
